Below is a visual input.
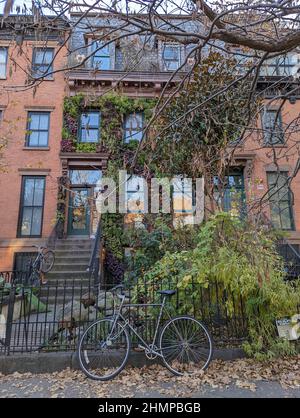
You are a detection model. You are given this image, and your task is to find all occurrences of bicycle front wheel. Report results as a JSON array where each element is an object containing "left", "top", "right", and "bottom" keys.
[
  {"left": 77, "top": 318, "right": 131, "bottom": 381},
  {"left": 40, "top": 250, "right": 55, "bottom": 273},
  {"left": 159, "top": 316, "right": 213, "bottom": 376}
]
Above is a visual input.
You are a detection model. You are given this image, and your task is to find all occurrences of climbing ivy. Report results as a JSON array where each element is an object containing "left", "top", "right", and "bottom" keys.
[{"left": 62, "top": 93, "right": 156, "bottom": 280}]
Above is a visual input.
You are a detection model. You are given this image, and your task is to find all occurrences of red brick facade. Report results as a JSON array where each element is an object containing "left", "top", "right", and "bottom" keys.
[{"left": 0, "top": 37, "right": 67, "bottom": 270}]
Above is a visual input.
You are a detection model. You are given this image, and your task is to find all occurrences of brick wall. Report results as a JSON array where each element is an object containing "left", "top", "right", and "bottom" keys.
[{"left": 0, "top": 40, "right": 67, "bottom": 270}]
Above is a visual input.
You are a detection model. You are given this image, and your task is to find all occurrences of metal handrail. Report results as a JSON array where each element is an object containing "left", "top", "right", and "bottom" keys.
[{"left": 87, "top": 219, "right": 102, "bottom": 288}]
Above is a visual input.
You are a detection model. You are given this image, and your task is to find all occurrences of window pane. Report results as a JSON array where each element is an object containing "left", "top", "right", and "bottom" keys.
[
  {"left": 24, "top": 179, "right": 35, "bottom": 205},
  {"left": 28, "top": 132, "right": 39, "bottom": 146},
  {"left": 21, "top": 208, "right": 32, "bottom": 236},
  {"left": 93, "top": 56, "right": 110, "bottom": 69},
  {"left": 39, "top": 114, "right": 49, "bottom": 129},
  {"left": 31, "top": 207, "right": 42, "bottom": 235},
  {"left": 124, "top": 113, "right": 143, "bottom": 142},
  {"left": 69, "top": 170, "right": 102, "bottom": 185},
  {"left": 0, "top": 49, "right": 7, "bottom": 64},
  {"left": 0, "top": 49, "right": 7, "bottom": 78},
  {"left": 82, "top": 128, "right": 98, "bottom": 142},
  {"left": 33, "top": 49, "right": 54, "bottom": 78},
  {"left": 38, "top": 131, "right": 48, "bottom": 146},
  {"left": 29, "top": 114, "right": 40, "bottom": 130},
  {"left": 263, "top": 110, "right": 283, "bottom": 143},
  {"left": 33, "top": 179, "right": 45, "bottom": 205},
  {"left": 270, "top": 203, "right": 281, "bottom": 229},
  {"left": 95, "top": 42, "right": 110, "bottom": 56},
  {"left": 81, "top": 112, "right": 99, "bottom": 127},
  {"left": 163, "top": 46, "right": 179, "bottom": 60},
  {"left": 34, "top": 49, "right": 53, "bottom": 64},
  {"left": 280, "top": 204, "right": 292, "bottom": 230}
]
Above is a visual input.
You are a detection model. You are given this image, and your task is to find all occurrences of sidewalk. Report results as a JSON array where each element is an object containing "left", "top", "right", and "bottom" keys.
[{"left": 0, "top": 357, "right": 299, "bottom": 398}]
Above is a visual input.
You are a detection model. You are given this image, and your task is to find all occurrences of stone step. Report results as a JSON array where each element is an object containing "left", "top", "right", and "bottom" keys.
[
  {"left": 54, "top": 256, "right": 90, "bottom": 264},
  {"left": 57, "top": 237, "right": 92, "bottom": 242},
  {"left": 46, "top": 271, "right": 90, "bottom": 280},
  {"left": 51, "top": 263, "right": 89, "bottom": 272},
  {"left": 54, "top": 249, "right": 91, "bottom": 257},
  {"left": 55, "top": 244, "right": 93, "bottom": 251},
  {"left": 43, "top": 278, "right": 94, "bottom": 292},
  {"left": 39, "top": 286, "right": 93, "bottom": 296}
]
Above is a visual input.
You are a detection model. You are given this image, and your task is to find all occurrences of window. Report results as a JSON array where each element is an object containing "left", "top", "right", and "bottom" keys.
[
  {"left": 124, "top": 113, "right": 143, "bottom": 142},
  {"left": 0, "top": 47, "right": 8, "bottom": 78},
  {"left": 260, "top": 54, "right": 297, "bottom": 77},
  {"left": 18, "top": 176, "right": 46, "bottom": 237},
  {"left": 162, "top": 44, "right": 180, "bottom": 70},
  {"left": 32, "top": 48, "right": 54, "bottom": 79},
  {"left": 26, "top": 112, "right": 50, "bottom": 147},
  {"left": 69, "top": 169, "right": 102, "bottom": 185},
  {"left": 172, "top": 178, "right": 193, "bottom": 213},
  {"left": 126, "top": 176, "right": 145, "bottom": 213},
  {"left": 267, "top": 172, "right": 294, "bottom": 230},
  {"left": 13, "top": 252, "right": 37, "bottom": 272},
  {"left": 79, "top": 112, "right": 100, "bottom": 143},
  {"left": 92, "top": 41, "right": 110, "bottom": 70},
  {"left": 262, "top": 109, "right": 284, "bottom": 145}
]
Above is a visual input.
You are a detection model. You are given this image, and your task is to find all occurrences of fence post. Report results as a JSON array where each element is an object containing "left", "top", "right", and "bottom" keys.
[{"left": 4, "top": 283, "right": 16, "bottom": 355}]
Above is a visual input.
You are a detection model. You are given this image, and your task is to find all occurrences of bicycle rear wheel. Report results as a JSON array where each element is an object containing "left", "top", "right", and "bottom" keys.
[
  {"left": 40, "top": 250, "right": 55, "bottom": 273},
  {"left": 77, "top": 318, "right": 130, "bottom": 381},
  {"left": 159, "top": 316, "right": 213, "bottom": 376}
]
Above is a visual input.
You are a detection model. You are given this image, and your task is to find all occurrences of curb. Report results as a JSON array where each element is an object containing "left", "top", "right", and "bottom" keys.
[{"left": 0, "top": 348, "right": 245, "bottom": 375}]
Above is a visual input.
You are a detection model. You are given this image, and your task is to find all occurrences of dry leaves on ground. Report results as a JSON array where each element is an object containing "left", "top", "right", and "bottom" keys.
[{"left": 0, "top": 356, "right": 299, "bottom": 398}]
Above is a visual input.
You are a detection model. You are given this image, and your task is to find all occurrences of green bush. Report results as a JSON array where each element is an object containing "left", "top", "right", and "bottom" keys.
[{"left": 132, "top": 213, "right": 300, "bottom": 358}]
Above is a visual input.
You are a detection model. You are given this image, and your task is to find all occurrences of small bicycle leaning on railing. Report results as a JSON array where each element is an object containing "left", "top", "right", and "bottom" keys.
[
  {"left": 77, "top": 284, "right": 214, "bottom": 380},
  {"left": 27, "top": 245, "right": 55, "bottom": 285}
]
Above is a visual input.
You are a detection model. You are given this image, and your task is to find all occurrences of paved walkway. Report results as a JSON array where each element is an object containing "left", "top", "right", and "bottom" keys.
[
  {"left": 0, "top": 374, "right": 299, "bottom": 398},
  {"left": 0, "top": 357, "right": 299, "bottom": 398}
]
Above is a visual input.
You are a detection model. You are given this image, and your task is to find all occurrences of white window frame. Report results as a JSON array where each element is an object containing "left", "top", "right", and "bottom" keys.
[
  {"left": 162, "top": 44, "right": 181, "bottom": 71},
  {"left": 0, "top": 47, "right": 8, "bottom": 79}
]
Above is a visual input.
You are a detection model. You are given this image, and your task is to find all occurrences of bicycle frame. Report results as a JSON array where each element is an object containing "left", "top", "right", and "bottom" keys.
[{"left": 108, "top": 294, "right": 173, "bottom": 358}]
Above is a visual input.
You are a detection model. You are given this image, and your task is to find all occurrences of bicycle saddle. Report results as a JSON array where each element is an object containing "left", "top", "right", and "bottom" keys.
[{"left": 157, "top": 290, "right": 176, "bottom": 296}]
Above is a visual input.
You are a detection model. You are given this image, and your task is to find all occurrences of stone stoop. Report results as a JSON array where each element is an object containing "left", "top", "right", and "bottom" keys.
[{"left": 41, "top": 237, "right": 94, "bottom": 304}]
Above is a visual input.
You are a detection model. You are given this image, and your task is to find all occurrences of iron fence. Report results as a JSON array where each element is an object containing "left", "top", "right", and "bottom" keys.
[{"left": 0, "top": 271, "right": 249, "bottom": 355}]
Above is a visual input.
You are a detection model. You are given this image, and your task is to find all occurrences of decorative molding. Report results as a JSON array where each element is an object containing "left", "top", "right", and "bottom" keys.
[
  {"left": 18, "top": 168, "right": 51, "bottom": 176},
  {"left": 264, "top": 164, "right": 291, "bottom": 172},
  {"left": 24, "top": 105, "right": 55, "bottom": 111}
]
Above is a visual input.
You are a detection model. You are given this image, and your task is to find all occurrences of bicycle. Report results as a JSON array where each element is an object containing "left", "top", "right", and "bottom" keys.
[
  {"left": 27, "top": 245, "right": 55, "bottom": 285},
  {"left": 77, "top": 284, "right": 214, "bottom": 381}
]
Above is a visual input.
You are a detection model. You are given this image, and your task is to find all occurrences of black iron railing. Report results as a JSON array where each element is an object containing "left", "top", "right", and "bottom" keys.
[
  {"left": 87, "top": 219, "right": 103, "bottom": 289},
  {"left": 0, "top": 273, "right": 249, "bottom": 355}
]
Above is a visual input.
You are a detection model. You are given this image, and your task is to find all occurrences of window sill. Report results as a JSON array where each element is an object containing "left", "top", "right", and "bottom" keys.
[
  {"left": 23, "top": 146, "right": 50, "bottom": 151},
  {"left": 31, "top": 77, "right": 54, "bottom": 82}
]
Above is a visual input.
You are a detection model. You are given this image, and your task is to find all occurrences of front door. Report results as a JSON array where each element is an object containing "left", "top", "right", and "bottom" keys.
[{"left": 67, "top": 187, "right": 91, "bottom": 235}]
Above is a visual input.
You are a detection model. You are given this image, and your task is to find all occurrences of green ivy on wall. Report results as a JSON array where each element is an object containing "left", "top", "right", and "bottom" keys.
[{"left": 62, "top": 92, "right": 156, "bottom": 281}]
